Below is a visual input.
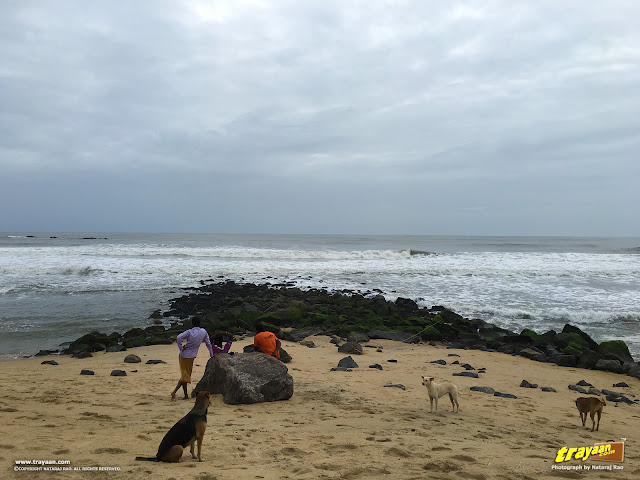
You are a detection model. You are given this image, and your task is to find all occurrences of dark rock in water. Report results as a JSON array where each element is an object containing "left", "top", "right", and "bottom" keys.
[
  {"left": 520, "top": 380, "right": 538, "bottom": 389},
  {"left": 36, "top": 349, "right": 59, "bottom": 357},
  {"left": 568, "top": 384, "right": 587, "bottom": 393},
  {"left": 347, "top": 332, "right": 370, "bottom": 343},
  {"left": 194, "top": 352, "right": 293, "bottom": 404},
  {"left": 80, "top": 369, "right": 94, "bottom": 375},
  {"left": 338, "top": 342, "right": 363, "bottom": 355},
  {"left": 541, "top": 387, "right": 557, "bottom": 392},
  {"left": 384, "top": 384, "right": 406, "bottom": 390},
  {"left": 148, "top": 309, "right": 163, "bottom": 319},
  {"left": 395, "top": 297, "right": 418, "bottom": 310},
  {"left": 431, "top": 360, "right": 447, "bottom": 365},
  {"left": 494, "top": 392, "right": 517, "bottom": 399},
  {"left": 576, "top": 380, "right": 593, "bottom": 387},
  {"left": 470, "top": 386, "right": 495, "bottom": 394},
  {"left": 369, "top": 364, "right": 383, "bottom": 370},
  {"left": 594, "top": 359, "right": 622, "bottom": 373},
  {"left": 72, "top": 351, "right": 93, "bottom": 359},
  {"left": 338, "top": 356, "right": 359, "bottom": 369},
  {"left": 124, "top": 354, "right": 141, "bottom": 363},
  {"left": 561, "top": 324, "right": 599, "bottom": 351},
  {"left": 110, "top": 370, "right": 127, "bottom": 376},
  {"left": 41, "top": 360, "right": 59, "bottom": 365},
  {"left": 453, "top": 372, "right": 479, "bottom": 378},
  {"left": 613, "top": 382, "right": 630, "bottom": 388},
  {"left": 106, "top": 345, "right": 127, "bottom": 353},
  {"left": 145, "top": 359, "right": 166, "bottom": 365}
]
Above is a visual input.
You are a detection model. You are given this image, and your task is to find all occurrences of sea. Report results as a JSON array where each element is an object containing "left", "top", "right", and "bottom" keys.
[{"left": 1, "top": 233, "right": 639, "bottom": 361}]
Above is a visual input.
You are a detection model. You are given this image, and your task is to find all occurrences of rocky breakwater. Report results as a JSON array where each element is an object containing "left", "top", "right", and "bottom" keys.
[{"left": 59, "top": 281, "right": 640, "bottom": 379}]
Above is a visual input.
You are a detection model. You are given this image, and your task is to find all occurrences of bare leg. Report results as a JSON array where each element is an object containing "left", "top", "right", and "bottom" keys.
[
  {"left": 182, "top": 383, "right": 188, "bottom": 399},
  {"left": 171, "top": 381, "right": 185, "bottom": 400}
]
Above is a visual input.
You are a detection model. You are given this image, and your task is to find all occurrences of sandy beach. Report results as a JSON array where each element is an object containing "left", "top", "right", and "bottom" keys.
[{"left": 2, "top": 336, "right": 639, "bottom": 479}]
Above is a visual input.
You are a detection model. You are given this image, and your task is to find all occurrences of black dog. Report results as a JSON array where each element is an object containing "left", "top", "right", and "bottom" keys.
[{"left": 136, "top": 391, "right": 210, "bottom": 462}]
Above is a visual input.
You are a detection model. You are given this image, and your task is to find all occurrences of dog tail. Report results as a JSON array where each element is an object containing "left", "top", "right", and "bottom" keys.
[{"left": 135, "top": 456, "right": 158, "bottom": 462}]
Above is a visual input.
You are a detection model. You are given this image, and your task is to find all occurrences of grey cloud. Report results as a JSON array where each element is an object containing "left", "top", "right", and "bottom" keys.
[{"left": 0, "top": 0, "right": 638, "bottom": 235}]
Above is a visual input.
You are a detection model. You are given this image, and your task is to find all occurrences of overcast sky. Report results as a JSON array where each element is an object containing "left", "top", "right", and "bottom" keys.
[{"left": 1, "top": 1, "right": 638, "bottom": 236}]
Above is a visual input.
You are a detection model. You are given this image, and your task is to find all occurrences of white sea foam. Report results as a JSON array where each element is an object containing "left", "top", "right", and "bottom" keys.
[{"left": 1, "top": 234, "right": 639, "bottom": 358}]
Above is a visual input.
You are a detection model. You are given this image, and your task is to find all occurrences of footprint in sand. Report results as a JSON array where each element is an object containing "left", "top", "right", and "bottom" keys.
[
  {"left": 451, "top": 454, "right": 477, "bottom": 463},
  {"left": 93, "top": 448, "right": 126, "bottom": 454}
]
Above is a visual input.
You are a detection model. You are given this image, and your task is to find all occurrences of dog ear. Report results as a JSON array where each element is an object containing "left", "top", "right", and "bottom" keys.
[
  {"left": 421, "top": 376, "right": 424, "bottom": 379},
  {"left": 429, "top": 377, "right": 435, "bottom": 381}
]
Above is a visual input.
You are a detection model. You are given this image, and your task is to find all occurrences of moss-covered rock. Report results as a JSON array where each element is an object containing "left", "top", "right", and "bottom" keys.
[
  {"left": 598, "top": 340, "right": 633, "bottom": 363},
  {"left": 421, "top": 325, "right": 442, "bottom": 341},
  {"left": 123, "top": 336, "right": 147, "bottom": 348}
]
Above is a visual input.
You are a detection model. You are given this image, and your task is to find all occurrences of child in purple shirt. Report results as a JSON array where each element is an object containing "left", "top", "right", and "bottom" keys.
[{"left": 171, "top": 317, "right": 232, "bottom": 400}]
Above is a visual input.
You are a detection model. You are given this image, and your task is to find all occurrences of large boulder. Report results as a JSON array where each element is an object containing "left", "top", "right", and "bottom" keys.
[{"left": 194, "top": 353, "right": 293, "bottom": 405}]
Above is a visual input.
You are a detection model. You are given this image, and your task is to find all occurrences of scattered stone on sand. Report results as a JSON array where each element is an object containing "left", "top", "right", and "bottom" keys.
[
  {"left": 299, "top": 340, "right": 315, "bottom": 348},
  {"left": 80, "top": 369, "right": 95, "bottom": 375},
  {"left": 41, "top": 360, "right": 59, "bottom": 365},
  {"left": 384, "top": 384, "right": 406, "bottom": 390},
  {"left": 576, "top": 380, "right": 593, "bottom": 387},
  {"left": 124, "top": 354, "right": 141, "bottom": 363},
  {"left": 613, "top": 382, "right": 630, "bottom": 388},
  {"left": 431, "top": 360, "right": 447, "bottom": 365},
  {"left": 447, "top": 354, "right": 460, "bottom": 357},
  {"left": 337, "top": 356, "right": 359, "bottom": 369},
  {"left": 369, "top": 364, "right": 383, "bottom": 370},
  {"left": 494, "top": 392, "right": 517, "bottom": 399},
  {"left": 541, "top": 387, "right": 557, "bottom": 392},
  {"left": 568, "top": 384, "right": 588, "bottom": 393},
  {"left": 145, "top": 359, "right": 166, "bottom": 364},
  {"left": 387, "top": 359, "right": 398, "bottom": 363},
  {"left": 454, "top": 372, "right": 479, "bottom": 378},
  {"left": 519, "top": 380, "right": 538, "bottom": 388},
  {"left": 587, "top": 387, "right": 601, "bottom": 396},
  {"left": 460, "top": 363, "right": 475, "bottom": 370},
  {"left": 338, "top": 342, "right": 363, "bottom": 355},
  {"left": 110, "top": 370, "right": 127, "bottom": 376},
  {"left": 470, "top": 386, "right": 495, "bottom": 394}
]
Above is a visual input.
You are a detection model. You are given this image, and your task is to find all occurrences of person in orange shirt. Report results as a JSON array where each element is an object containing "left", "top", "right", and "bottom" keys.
[{"left": 253, "top": 325, "right": 281, "bottom": 360}]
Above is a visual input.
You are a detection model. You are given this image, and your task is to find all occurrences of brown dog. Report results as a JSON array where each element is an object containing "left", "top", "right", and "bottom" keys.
[
  {"left": 575, "top": 396, "right": 606, "bottom": 432},
  {"left": 136, "top": 391, "right": 210, "bottom": 462}
]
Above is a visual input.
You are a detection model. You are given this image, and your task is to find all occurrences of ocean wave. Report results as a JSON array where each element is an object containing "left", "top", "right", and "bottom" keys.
[{"left": 61, "top": 266, "right": 102, "bottom": 276}]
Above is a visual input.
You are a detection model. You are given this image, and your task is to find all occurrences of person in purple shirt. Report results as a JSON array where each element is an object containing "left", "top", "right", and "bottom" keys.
[{"left": 171, "top": 317, "right": 232, "bottom": 400}]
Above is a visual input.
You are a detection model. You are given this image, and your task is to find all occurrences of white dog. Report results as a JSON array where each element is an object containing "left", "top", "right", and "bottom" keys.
[{"left": 421, "top": 376, "right": 459, "bottom": 413}]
